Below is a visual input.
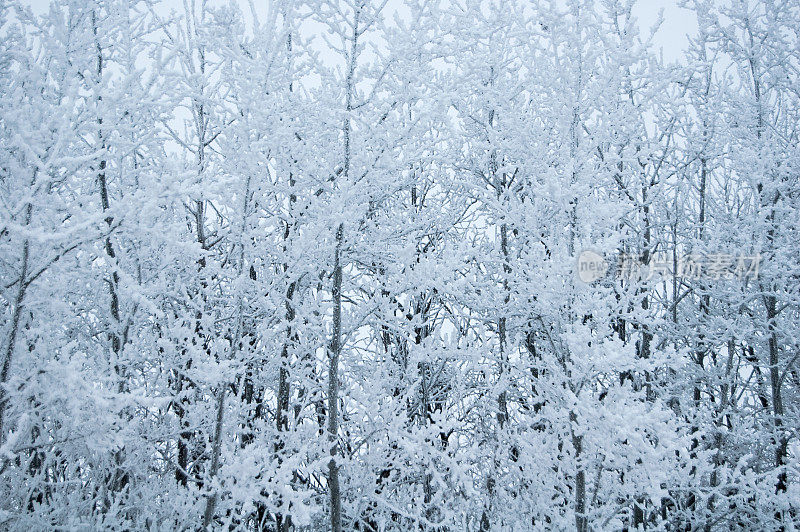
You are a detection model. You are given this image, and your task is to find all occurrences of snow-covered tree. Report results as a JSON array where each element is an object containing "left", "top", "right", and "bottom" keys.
[{"left": 0, "top": 0, "right": 796, "bottom": 530}]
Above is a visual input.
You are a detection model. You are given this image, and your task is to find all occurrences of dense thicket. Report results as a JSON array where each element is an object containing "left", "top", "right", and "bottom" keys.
[{"left": 0, "top": 0, "right": 797, "bottom": 529}]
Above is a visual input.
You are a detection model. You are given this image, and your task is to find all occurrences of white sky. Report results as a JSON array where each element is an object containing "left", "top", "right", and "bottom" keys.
[
  {"left": 20, "top": 0, "right": 697, "bottom": 64},
  {"left": 632, "top": 0, "right": 697, "bottom": 63}
]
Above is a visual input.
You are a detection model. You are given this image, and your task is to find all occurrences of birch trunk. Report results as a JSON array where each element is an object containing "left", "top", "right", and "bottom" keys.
[
  {"left": 326, "top": 6, "right": 361, "bottom": 529},
  {"left": 91, "top": 12, "right": 131, "bottom": 502},
  {"left": 0, "top": 202, "right": 31, "bottom": 449},
  {"left": 327, "top": 223, "right": 344, "bottom": 532},
  {"left": 202, "top": 170, "right": 253, "bottom": 528},
  {"left": 748, "top": 35, "right": 787, "bottom": 497}
]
